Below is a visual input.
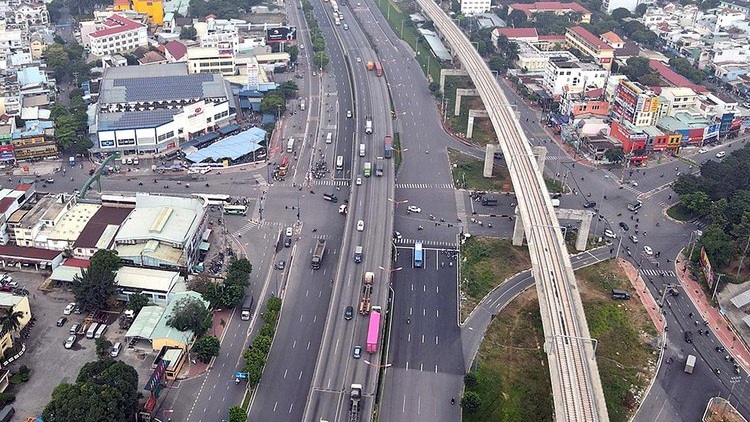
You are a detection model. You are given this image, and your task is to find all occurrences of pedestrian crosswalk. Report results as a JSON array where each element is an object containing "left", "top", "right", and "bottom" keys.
[
  {"left": 394, "top": 238, "right": 458, "bottom": 248},
  {"left": 312, "top": 234, "right": 336, "bottom": 240},
  {"left": 313, "top": 179, "right": 349, "bottom": 187},
  {"left": 693, "top": 219, "right": 708, "bottom": 229},
  {"left": 640, "top": 269, "right": 676, "bottom": 277},
  {"left": 395, "top": 183, "right": 454, "bottom": 189},
  {"left": 235, "top": 219, "right": 285, "bottom": 235}
]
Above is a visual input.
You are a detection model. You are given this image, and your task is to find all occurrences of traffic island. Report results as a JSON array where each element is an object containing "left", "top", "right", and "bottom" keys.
[{"left": 463, "top": 261, "right": 658, "bottom": 422}]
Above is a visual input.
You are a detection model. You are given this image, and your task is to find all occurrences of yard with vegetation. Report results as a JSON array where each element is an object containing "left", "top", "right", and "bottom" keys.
[
  {"left": 463, "top": 261, "right": 658, "bottom": 422},
  {"left": 449, "top": 149, "right": 512, "bottom": 192}
]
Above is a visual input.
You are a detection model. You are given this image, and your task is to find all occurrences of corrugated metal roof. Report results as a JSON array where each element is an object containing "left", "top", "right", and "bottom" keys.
[{"left": 186, "top": 127, "right": 266, "bottom": 163}]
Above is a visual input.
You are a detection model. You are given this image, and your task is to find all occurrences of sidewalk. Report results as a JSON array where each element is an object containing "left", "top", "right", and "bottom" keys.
[
  {"left": 181, "top": 308, "right": 233, "bottom": 379},
  {"left": 617, "top": 258, "right": 666, "bottom": 333},
  {"left": 675, "top": 257, "right": 750, "bottom": 371}
]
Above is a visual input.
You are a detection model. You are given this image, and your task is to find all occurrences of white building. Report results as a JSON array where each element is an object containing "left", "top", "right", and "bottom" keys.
[
  {"left": 543, "top": 60, "right": 609, "bottom": 97},
  {"left": 186, "top": 47, "right": 236, "bottom": 76},
  {"left": 460, "top": 0, "right": 491, "bottom": 15},
  {"left": 94, "top": 63, "right": 236, "bottom": 154},
  {"left": 14, "top": 2, "right": 48, "bottom": 29},
  {"left": 658, "top": 87, "right": 698, "bottom": 117},
  {"left": 88, "top": 14, "right": 148, "bottom": 57},
  {"left": 515, "top": 41, "right": 578, "bottom": 73},
  {"left": 602, "top": 0, "right": 642, "bottom": 13}
]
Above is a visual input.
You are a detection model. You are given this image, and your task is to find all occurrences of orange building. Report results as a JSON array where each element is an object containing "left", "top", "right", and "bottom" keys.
[{"left": 113, "top": 0, "right": 164, "bottom": 25}]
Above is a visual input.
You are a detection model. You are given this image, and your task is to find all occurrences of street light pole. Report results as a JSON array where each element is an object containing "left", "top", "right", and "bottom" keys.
[{"left": 711, "top": 273, "right": 726, "bottom": 302}]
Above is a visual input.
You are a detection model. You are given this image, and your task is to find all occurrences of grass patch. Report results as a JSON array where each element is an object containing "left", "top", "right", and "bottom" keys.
[
  {"left": 545, "top": 178, "right": 564, "bottom": 193},
  {"left": 449, "top": 149, "right": 512, "bottom": 192},
  {"left": 393, "top": 132, "right": 403, "bottom": 172},
  {"left": 440, "top": 77, "right": 496, "bottom": 146},
  {"left": 464, "top": 261, "right": 658, "bottom": 422},
  {"left": 460, "top": 237, "right": 530, "bottom": 321},
  {"left": 666, "top": 203, "right": 695, "bottom": 221}
]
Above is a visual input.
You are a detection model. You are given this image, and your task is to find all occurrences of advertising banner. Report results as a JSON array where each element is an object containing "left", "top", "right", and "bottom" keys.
[{"left": 266, "top": 26, "right": 297, "bottom": 43}]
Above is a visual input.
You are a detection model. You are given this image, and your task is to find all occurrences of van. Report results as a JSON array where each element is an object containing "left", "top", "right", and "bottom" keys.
[
  {"left": 287, "top": 137, "right": 295, "bottom": 153},
  {"left": 481, "top": 196, "right": 498, "bottom": 206},
  {"left": 326, "top": 133, "right": 333, "bottom": 144},
  {"left": 86, "top": 322, "right": 99, "bottom": 339},
  {"left": 336, "top": 155, "right": 344, "bottom": 171},
  {"left": 323, "top": 193, "right": 338, "bottom": 203},
  {"left": 551, "top": 199, "right": 560, "bottom": 207},
  {"left": 627, "top": 200, "right": 642, "bottom": 212},
  {"left": 359, "top": 143, "right": 366, "bottom": 157},
  {"left": 110, "top": 342, "right": 122, "bottom": 357},
  {"left": 94, "top": 323, "right": 107, "bottom": 339},
  {"left": 611, "top": 289, "right": 631, "bottom": 300},
  {"left": 354, "top": 246, "right": 363, "bottom": 263}
]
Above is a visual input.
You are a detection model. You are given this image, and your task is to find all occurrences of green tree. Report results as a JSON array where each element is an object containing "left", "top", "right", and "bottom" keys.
[
  {"left": 180, "top": 26, "right": 197, "bottom": 40},
  {"left": 277, "top": 81, "right": 299, "bottom": 99},
  {"left": 624, "top": 57, "right": 650, "bottom": 80},
  {"left": 669, "top": 57, "right": 705, "bottom": 83},
  {"left": 635, "top": 3, "right": 649, "bottom": 16},
  {"left": 94, "top": 337, "right": 113, "bottom": 360},
  {"left": 313, "top": 51, "right": 330, "bottom": 69},
  {"left": 287, "top": 45, "right": 299, "bottom": 63},
  {"left": 192, "top": 336, "right": 221, "bottom": 363},
  {"left": 242, "top": 347, "right": 266, "bottom": 387},
  {"left": 188, "top": 273, "right": 214, "bottom": 294},
  {"left": 680, "top": 191, "right": 712, "bottom": 216},
  {"left": 0, "top": 306, "right": 24, "bottom": 338},
  {"left": 639, "top": 73, "right": 663, "bottom": 86},
  {"left": 489, "top": 56, "right": 510, "bottom": 73},
  {"left": 464, "top": 372, "right": 478, "bottom": 388},
  {"left": 167, "top": 296, "right": 212, "bottom": 337},
  {"left": 72, "top": 250, "right": 121, "bottom": 312},
  {"left": 252, "top": 334, "right": 272, "bottom": 355},
  {"left": 461, "top": 391, "right": 482, "bottom": 413},
  {"left": 611, "top": 7, "right": 632, "bottom": 21},
  {"left": 228, "top": 406, "right": 247, "bottom": 422},
  {"left": 506, "top": 9, "right": 527, "bottom": 27},
  {"left": 126, "top": 293, "right": 149, "bottom": 314},
  {"left": 700, "top": 226, "right": 735, "bottom": 267},
  {"left": 260, "top": 93, "right": 286, "bottom": 116},
  {"left": 267, "top": 296, "right": 282, "bottom": 313},
  {"left": 604, "top": 147, "right": 625, "bottom": 163}
]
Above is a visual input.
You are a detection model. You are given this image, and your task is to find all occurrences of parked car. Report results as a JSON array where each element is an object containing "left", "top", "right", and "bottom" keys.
[
  {"left": 56, "top": 317, "right": 67, "bottom": 327},
  {"left": 407, "top": 205, "right": 421, "bottom": 213},
  {"left": 110, "top": 342, "right": 122, "bottom": 357},
  {"left": 603, "top": 229, "right": 616, "bottom": 239},
  {"left": 698, "top": 147, "right": 708, "bottom": 154},
  {"left": 64, "top": 335, "right": 77, "bottom": 349},
  {"left": 583, "top": 201, "right": 597, "bottom": 208},
  {"left": 69, "top": 323, "right": 80, "bottom": 334},
  {"left": 63, "top": 302, "right": 76, "bottom": 315},
  {"left": 285, "top": 227, "right": 293, "bottom": 237}
]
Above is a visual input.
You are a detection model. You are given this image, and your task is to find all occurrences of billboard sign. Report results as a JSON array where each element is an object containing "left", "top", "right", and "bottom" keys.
[
  {"left": 700, "top": 247, "right": 715, "bottom": 289},
  {"left": 266, "top": 26, "right": 297, "bottom": 43}
]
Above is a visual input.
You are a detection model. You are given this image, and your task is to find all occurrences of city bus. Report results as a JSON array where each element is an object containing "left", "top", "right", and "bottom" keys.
[
  {"left": 414, "top": 241, "right": 423, "bottom": 268},
  {"left": 193, "top": 193, "right": 232, "bottom": 206},
  {"left": 223, "top": 205, "right": 247, "bottom": 216},
  {"left": 336, "top": 155, "right": 344, "bottom": 171},
  {"left": 188, "top": 163, "right": 225, "bottom": 174},
  {"left": 287, "top": 137, "right": 295, "bottom": 153},
  {"left": 366, "top": 306, "right": 381, "bottom": 353}
]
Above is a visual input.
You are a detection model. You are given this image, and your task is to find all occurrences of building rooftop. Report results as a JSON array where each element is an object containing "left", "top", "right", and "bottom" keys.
[
  {"left": 98, "top": 63, "right": 230, "bottom": 105},
  {"left": 98, "top": 109, "right": 179, "bottom": 132},
  {"left": 73, "top": 206, "right": 132, "bottom": 249},
  {"left": 648, "top": 59, "right": 708, "bottom": 93},
  {"left": 48, "top": 203, "right": 101, "bottom": 241},
  {"left": 185, "top": 127, "right": 267, "bottom": 163},
  {"left": 18, "top": 195, "right": 61, "bottom": 229},
  {"left": 494, "top": 27, "right": 539, "bottom": 39},
  {"left": 125, "top": 291, "right": 208, "bottom": 345},
  {"left": 165, "top": 40, "right": 187, "bottom": 61},
  {"left": 116, "top": 193, "right": 205, "bottom": 246},
  {"left": 0, "top": 245, "right": 61, "bottom": 261},
  {"left": 569, "top": 26, "right": 614, "bottom": 52},
  {"left": 90, "top": 14, "right": 145, "bottom": 39},
  {"left": 115, "top": 266, "right": 182, "bottom": 293},
  {"left": 600, "top": 31, "right": 624, "bottom": 45},
  {"left": 12, "top": 120, "right": 53, "bottom": 139},
  {"left": 0, "top": 292, "right": 26, "bottom": 309},
  {"left": 510, "top": 1, "right": 590, "bottom": 14}
]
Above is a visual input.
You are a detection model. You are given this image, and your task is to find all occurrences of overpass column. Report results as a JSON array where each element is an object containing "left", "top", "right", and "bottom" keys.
[
  {"left": 483, "top": 144, "right": 495, "bottom": 177},
  {"left": 575, "top": 211, "right": 594, "bottom": 251},
  {"left": 439, "top": 69, "right": 469, "bottom": 94},
  {"left": 454, "top": 88, "right": 479, "bottom": 116},
  {"left": 532, "top": 146, "right": 547, "bottom": 174},
  {"left": 512, "top": 206, "right": 525, "bottom": 246},
  {"left": 466, "top": 109, "right": 489, "bottom": 139}
]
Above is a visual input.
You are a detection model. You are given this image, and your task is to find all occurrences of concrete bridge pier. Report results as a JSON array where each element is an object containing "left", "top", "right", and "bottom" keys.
[
  {"left": 483, "top": 144, "right": 496, "bottom": 177},
  {"left": 513, "top": 207, "right": 595, "bottom": 251},
  {"left": 439, "top": 69, "right": 469, "bottom": 94},
  {"left": 454, "top": 88, "right": 479, "bottom": 116},
  {"left": 466, "top": 109, "right": 489, "bottom": 138}
]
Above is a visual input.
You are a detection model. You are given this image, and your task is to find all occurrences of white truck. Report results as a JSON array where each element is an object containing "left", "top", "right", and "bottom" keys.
[
  {"left": 684, "top": 354, "right": 696, "bottom": 374},
  {"left": 365, "top": 117, "right": 373, "bottom": 134}
]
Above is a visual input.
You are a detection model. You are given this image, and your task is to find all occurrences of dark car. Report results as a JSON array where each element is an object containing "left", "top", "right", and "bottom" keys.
[
  {"left": 276, "top": 260, "right": 286, "bottom": 270},
  {"left": 56, "top": 316, "right": 68, "bottom": 327},
  {"left": 619, "top": 222, "right": 630, "bottom": 231},
  {"left": 583, "top": 201, "right": 597, "bottom": 209},
  {"left": 284, "top": 237, "right": 292, "bottom": 248},
  {"left": 685, "top": 331, "right": 693, "bottom": 343},
  {"left": 344, "top": 306, "right": 354, "bottom": 320}
]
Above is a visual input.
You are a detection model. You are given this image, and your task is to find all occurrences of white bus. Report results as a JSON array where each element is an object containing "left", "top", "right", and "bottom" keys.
[
  {"left": 193, "top": 194, "right": 232, "bottom": 206},
  {"left": 223, "top": 205, "right": 248, "bottom": 216},
  {"left": 188, "top": 163, "right": 224, "bottom": 174},
  {"left": 94, "top": 324, "right": 108, "bottom": 339},
  {"left": 287, "top": 137, "right": 295, "bottom": 153},
  {"left": 326, "top": 133, "right": 333, "bottom": 144},
  {"left": 86, "top": 322, "right": 99, "bottom": 339},
  {"left": 336, "top": 155, "right": 344, "bottom": 171}
]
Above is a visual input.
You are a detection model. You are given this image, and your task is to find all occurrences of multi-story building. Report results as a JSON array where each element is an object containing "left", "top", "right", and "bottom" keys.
[
  {"left": 460, "top": 0, "right": 491, "bottom": 15},
  {"left": 720, "top": 0, "right": 750, "bottom": 15},
  {"left": 602, "top": 0, "right": 644, "bottom": 13},
  {"left": 131, "top": 0, "right": 164, "bottom": 25},
  {"left": 508, "top": 2, "right": 592, "bottom": 23},
  {"left": 611, "top": 79, "right": 660, "bottom": 127},
  {"left": 0, "top": 182, "right": 35, "bottom": 245},
  {"left": 11, "top": 119, "right": 56, "bottom": 161},
  {"left": 114, "top": 193, "right": 207, "bottom": 273},
  {"left": 0, "top": 115, "right": 14, "bottom": 167},
  {"left": 565, "top": 26, "right": 614, "bottom": 70},
  {"left": 14, "top": 2, "right": 48, "bottom": 29},
  {"left": 658, "top": 87, "right": 698, "bottom": 117},
  {"left": 186, "top": 47, "right": 236, "bottom": 76},
  {"left": 543, "top": 60, "right": 609, "bottom": 97},
  {"left": 94, "top": 63, "right": 236, "bottom": 154},
  {"left": 88, "top": 14, "right": 148, "bottom": 57},
  {"left": 514, "top": 41, "right": 578, "bottom": 73},
  {"left": 13, "top": 193, "right": 75, "bottom": 247},
  {"left": 0, "top": 293, "right": 31, "bottom": 359}
]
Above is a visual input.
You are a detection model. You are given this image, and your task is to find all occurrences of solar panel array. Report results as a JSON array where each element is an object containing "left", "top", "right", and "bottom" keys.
[
  {"left": 99, "top": 109, "right": 178, "bottom": 131},
  {"left": 115, "top": 73, "right": 214, "bottom": 102}
]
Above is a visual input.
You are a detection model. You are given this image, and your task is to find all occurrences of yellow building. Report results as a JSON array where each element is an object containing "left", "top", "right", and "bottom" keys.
[
  {"left": 0, "top": 293, "right": 32, "bottom": 360},
  {"left": 113, "top": 0, "right": 130, "bottom": 11},
  {"left": 132, "top": 0, "right": 164, "bottom": 25}
]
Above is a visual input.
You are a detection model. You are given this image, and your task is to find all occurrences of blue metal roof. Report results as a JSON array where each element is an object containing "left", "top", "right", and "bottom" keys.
[
  {"left": 185, "top": 127, "right": 267, "bottom": 163},
  {"left": 98, "top": 109, "right": 179, "bottom": 131},
  {"left": 180, "top": 132, "right": 219, "bottom": 151}
]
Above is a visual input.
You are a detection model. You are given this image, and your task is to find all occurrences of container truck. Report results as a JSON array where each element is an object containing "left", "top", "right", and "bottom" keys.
[
  {"left": 366, "top": 61, "right": 374, "bottom": 71},
  {"left": 366, "top": 306, "right": 381, "bottom": 353},
  {"left": 241, "top": 296, "right": 254, "bottom": 321},
  {"left": 383, "top": 136, "right": 393, "bottom": 159},
  {"left": 311, "top": 239, "right": 326, "bottom": 269}
]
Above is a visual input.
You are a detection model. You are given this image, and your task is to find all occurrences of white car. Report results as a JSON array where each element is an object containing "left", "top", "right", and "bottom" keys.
[
  {"left": 716, "top": 151, "right": 726, "bottom": 158},
  {"left": 630, "top": 235, "right": 639, "bottom": 243},
  {"left": 355, "top": 176, "right": 362, "bottom": 185},
  {"left": 698, "top": 147, "right": 708, "bottom": 154},
  {"left": 356, "top": 220, "right": 365, "bottom": 232},
  {"left": 64, "top": 335, "right": 76, "bottom": 349},
  {"left": 603, "top": 229, "right": 616, "bottom": 239},
  {"left": 285, "top": 227, "right": 293, "bottom": 237},
  {"left": 644, "top": 246, "right": 653, "bottom": 255},
  {"left": 63, "top": 302, "right": 76, "bottom": 315},
  {"left": 346, "top": 110, "right": 353, "bottom": 118},
  {"left": 356, "top": 57, "right": 362, "bottom": 63},
  {"left": 631, "top": 181, "right": 638, "bottom": 187},
  {"left": 407, "top": 205, "right": 421, "bottom": 213}
]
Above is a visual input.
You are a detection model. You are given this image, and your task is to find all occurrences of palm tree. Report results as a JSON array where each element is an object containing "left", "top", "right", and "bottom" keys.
[{"left": 0, "top": 306, "right": 24, "bottom": 337}]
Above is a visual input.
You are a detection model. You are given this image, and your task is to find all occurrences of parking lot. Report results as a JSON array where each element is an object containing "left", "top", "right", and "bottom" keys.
[{"left": 6, "top": 271, "right": 158, "bottom": 418}]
